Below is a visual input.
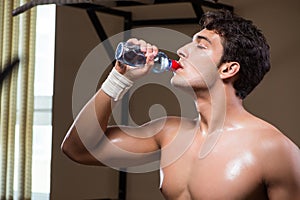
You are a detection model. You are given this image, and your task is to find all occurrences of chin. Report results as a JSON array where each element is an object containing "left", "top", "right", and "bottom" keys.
[
  {"left": 170, "top": 75, "right": 185, "bottom": 88},
  {"left": 171, "top": 76, "right": 196, "bottom": 95},
  {"left": 171, "top": 74, "right": 194, "bottom": 88}
]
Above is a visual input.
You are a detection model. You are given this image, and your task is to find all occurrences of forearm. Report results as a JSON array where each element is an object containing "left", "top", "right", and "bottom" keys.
[
  {"left": 61, "top": 39, "right": 157, "bottom": 165},
  {"left": 61, "top": 89, "right": 114, "bottom": 165},
  {"left": 61, "top": 65, "right": 133, "bottom": 164}
]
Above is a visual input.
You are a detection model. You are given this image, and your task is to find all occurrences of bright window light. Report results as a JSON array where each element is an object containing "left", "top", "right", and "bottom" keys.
[
  {"left": 32, "top": 4, "right": 55, "bottom": 199},
  {"left": 14, "top": 4, "right": 56, "bottom": 200}
]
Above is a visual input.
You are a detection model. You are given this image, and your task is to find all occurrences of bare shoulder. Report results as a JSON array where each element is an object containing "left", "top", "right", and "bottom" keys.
[
  {"left": 251, "top": 117, "right": 299, "bottom": 160},
  {"left": 251, "top": 118, "right": 300, "bottom": 198},
  {"left": 141, "top": 116, "right": 198, "bottom": 145},
  {"left": 254, "top": 118, "right": 299, "bottom": 157},
  {"left": 235, "top": 115, "right": 300, "bottom": 174}
]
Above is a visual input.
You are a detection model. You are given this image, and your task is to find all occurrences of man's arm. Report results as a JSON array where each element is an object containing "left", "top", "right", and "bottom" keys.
[
  {"left": 61, "top": 75, "right": 164, "bottom": 167},
  {"left": 262, "top": 132, "right": 300, "bottom": 199},
  {"left": 61, "top": 39, "right": 161, "bottom": 166},
  {"left": 61, "top": 88, "right": 116, "bottom": 165}
]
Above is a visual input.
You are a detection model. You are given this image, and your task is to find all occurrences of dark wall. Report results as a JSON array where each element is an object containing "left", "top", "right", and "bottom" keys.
[{"left": 51, "top": 1, "right": 300, "bottom": 199}]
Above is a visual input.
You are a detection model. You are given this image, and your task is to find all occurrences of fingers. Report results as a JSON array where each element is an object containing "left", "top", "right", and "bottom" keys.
[
  {"left": 126, "top": 38, "right": 158, "bottom": 60},
  {"left": 113, "top": 38, "right": 160, "bottom": 81}
]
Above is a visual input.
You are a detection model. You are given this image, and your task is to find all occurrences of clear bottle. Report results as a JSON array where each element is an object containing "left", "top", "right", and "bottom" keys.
[{"left": 115, "top": 42, "right": 181, "bottom": 73}]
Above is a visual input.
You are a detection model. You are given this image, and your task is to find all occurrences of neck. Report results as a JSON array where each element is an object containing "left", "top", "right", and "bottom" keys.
[{"left": 195, "top": 82, "right": 245, "bottom": 136}]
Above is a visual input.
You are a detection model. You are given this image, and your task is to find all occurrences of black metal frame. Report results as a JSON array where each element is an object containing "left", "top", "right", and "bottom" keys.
[
  {"left": 0, "top": 58, "right": 20, "bottom": 86},
  {"left": 67, "top": 1, "right": 233, "bottom": 200}
]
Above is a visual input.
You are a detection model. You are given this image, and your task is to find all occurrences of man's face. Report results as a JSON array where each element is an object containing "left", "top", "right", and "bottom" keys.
[{"left": 171, "top": 29, "right": 224, "bottom": 92}]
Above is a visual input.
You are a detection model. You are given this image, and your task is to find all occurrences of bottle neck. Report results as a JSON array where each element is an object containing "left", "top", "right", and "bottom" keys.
[{"left": 170, "top": 60, "right": 181, "bottom": 71}]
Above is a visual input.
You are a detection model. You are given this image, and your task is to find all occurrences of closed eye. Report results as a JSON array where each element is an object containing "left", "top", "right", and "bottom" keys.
[{"left": 197, "top": 45, "right": 207, "bottom": 49}]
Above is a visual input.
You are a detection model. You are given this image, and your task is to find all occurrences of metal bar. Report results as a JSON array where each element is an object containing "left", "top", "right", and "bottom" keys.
[
  {"left": 118, "top": 171, "right": 127, "bottom": 200},
  {"left": 116, "top": 1, "right": 147, "bottom": 6},
  {"left": 123, "top": 13, "right": 132, "bottom": 33},
  {"left": 153, "top": 0, "right": 233, "bottom": 11},
  {"left": 72, "top": 3, "right": 131, "bottom": 18},
  {"left": 86, "top": 8, "right": 115, "bottom": 60},
  {"left": 0, "top": 58, "right": 20, "bottom": 86},
  {"left": 86, "top": 6, "right": 131, "bottom": 200},
  {"left": 191, "top": 2, "right": 204, "bottom": 21},
  {"left": 118, "top": 9, "right": 133, "bottom": 200},
  {"left": 132, "top": 18, "right": 199, "bottom": 26},
  {"left": 86, "top": 8, "right": 108, "bottom": 41},
  {"left": 201, "top": 0, "right": 233, "bottom": 11}
]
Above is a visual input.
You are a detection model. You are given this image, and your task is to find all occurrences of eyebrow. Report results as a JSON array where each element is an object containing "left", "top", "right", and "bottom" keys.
[{"left": 195, "top": 35, "right": 212, "bottom": 45}]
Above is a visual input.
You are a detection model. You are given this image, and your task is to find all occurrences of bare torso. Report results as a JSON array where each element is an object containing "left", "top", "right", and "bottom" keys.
[{"left": 158, "top": 117, "right": 287, "bottom": 200}]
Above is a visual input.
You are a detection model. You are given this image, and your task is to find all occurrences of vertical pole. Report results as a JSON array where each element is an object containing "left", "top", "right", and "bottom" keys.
[
  {"left": 118, "top": 10, "right": 132, "bottom": 200},
  {"left": 86, "top": 8, "right": 115, "bottom": 60},
  {"left": 86, "top": 7, "right": 132, "bottom": 200},
  {"left": 191, "top": 1, "right": 204, "bottom": 22}
]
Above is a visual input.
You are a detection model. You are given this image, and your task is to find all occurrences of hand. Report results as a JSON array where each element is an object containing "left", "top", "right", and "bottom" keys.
[{"left": 115, "top": 38, "right": 159, "bottom": 81}]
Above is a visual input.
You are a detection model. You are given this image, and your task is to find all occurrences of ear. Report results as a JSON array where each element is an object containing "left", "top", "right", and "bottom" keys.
[{"left": 218, "top": 62, "right": 240, "bottom": 80}]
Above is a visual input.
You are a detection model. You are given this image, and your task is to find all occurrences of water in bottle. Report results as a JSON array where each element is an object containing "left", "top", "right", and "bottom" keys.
[{"left": 115, "top": 42, "right": 181, "bottom": 73}]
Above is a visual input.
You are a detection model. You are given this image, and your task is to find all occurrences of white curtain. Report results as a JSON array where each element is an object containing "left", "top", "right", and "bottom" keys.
[{"left": 0, "top": 0, "right": 36, "bottom": 199}]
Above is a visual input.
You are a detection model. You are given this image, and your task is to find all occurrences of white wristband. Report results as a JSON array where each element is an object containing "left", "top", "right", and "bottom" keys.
[{"left": 101, "top": 68, "right": 133, "bottom": 101}]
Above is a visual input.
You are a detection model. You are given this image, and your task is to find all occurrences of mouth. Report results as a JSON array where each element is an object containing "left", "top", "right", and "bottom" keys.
[
  {"left": 176, "top": 61, "right": 184, "bottom": 71},
  {"left": 171, "top": 60, "right": 183, "bottom": 71}
]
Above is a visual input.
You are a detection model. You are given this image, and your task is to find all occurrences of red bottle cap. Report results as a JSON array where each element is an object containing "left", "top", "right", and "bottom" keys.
[{"left": 171, "top": 60, "right": 181, "bottom": 71}]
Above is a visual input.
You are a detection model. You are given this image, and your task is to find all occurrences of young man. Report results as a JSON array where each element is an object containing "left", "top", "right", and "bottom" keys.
[{"left": 61, "top": 10, "right": 300, "bottom": 199}]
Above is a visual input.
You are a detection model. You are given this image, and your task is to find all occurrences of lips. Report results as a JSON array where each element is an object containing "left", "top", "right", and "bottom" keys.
[
  {"left": 171, "top": 60, "right": 182, "bottom": 71},
  {"left": 177, "top": 61, "right": 184, "bottom": 70}
]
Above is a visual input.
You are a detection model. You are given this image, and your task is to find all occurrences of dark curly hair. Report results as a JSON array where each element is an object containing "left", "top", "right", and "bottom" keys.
[{"left": 199, "top": 10, "right": 271, "bottom": 99}]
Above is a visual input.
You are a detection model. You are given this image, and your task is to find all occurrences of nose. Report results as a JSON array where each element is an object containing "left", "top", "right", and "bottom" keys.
[{"left": 177, "top": 43, "right": 189, "bottom": 59}]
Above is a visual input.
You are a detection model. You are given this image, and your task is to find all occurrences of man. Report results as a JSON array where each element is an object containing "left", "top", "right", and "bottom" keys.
[{"left": 61, "top": 10, "right": 300, "bottom": 199}]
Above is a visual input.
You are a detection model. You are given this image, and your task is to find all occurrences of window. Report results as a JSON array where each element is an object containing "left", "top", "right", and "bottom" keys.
[
  {"left": 14, "top": 4, "right": 56, "bottom": 200},
  {"left": 32, "top": 4, "right": 56, "bottom": 199}
]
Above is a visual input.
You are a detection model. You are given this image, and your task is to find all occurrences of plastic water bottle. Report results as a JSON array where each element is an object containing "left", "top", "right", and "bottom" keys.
[{"left": 115, "top": 42, "right": 181, "bottom": 73}]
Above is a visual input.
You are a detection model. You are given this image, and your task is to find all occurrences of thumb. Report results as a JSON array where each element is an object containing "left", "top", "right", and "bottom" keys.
[{"left": 115, "top": 61, "right": 127, "bottom": 75}]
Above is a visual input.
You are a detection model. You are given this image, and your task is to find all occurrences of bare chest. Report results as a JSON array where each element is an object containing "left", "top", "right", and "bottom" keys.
[{"left": 160, "top": 135, "right": 268, "bottom": 200}]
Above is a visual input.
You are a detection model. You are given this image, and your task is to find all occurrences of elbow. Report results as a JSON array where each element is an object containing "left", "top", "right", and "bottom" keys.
[
  {"left": 60, "top": 137, "right": 67, "bottom": 153},
  {"left": 61, "top": 135, "right": 103, "bottom": 166},
  {"left": 60, "top": 140, "right": 70, "bottom": 158},
  {"left": 60, "top": 128, "right": 85, "bottom": 164},
  {"left": 61, "top": 138, "right": 80, "bottom": 163}
]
